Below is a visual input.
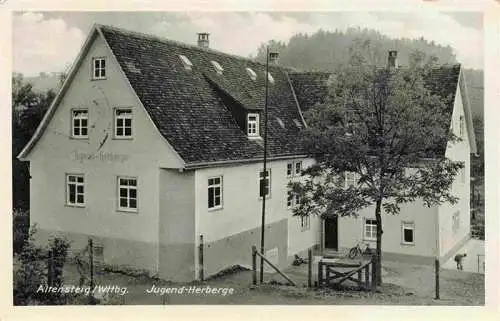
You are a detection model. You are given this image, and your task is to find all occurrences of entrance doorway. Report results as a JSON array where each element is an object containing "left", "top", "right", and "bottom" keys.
[{"left": 324, "top": 216, "right": 338, "bottom": 251}]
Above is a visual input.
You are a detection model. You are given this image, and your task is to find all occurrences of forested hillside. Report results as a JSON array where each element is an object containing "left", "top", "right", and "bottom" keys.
[{"left": 254, "top": 27, "right": 483, "bottom": 119}]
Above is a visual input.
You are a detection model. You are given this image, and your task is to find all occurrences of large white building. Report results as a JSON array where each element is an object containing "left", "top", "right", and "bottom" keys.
[{"left": 18, "top": 24, "right": 476, "bottom": 281}]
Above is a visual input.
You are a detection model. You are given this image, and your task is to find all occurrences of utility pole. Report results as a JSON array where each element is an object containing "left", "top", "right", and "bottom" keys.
[{"left": 259, "top": 47, "right": 270, "bottom": 284}]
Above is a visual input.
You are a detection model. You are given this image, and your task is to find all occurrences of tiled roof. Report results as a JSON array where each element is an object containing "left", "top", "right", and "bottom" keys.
[
  {"left": 99, "top": 25, "right": 307, "bottom": 164},
  {"left": 289, "top": 65, "right": 462, "bottom": 156},
  {"left": 99, "top": 25, "right": 461, "bottom": 163},
  {"left": 288, "top": 72, "right": 331, "bottom": 113}
]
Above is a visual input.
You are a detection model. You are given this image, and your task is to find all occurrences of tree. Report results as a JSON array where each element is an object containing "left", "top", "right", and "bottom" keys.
[
  {"left": 12, "top": 73, "right": 56, "bottom": 210},
  {"left": 254, "top": 40, "right": 287, "bottom": 63},
  {"left": 291, "top": 46, "right": 463, "bottom": 285}
]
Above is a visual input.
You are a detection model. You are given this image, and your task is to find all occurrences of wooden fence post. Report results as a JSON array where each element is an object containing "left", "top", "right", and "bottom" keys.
[
  {"left": 199, "top": 235, "right": 204, "bottom": 281},
  {"left": 434, "top": 257, "right": 440, "bottom": 300},
  {"left": 307, "top": 248, "right": 312, "bottom": 288},
  {"left": 47, "top": 250, "right": 53, "bottom": 287},
  {"left": 317, "top": 261, "right": 323, "bottom": 288},
  {"left": 252, "top": 245, "right": 257, "bottom": 285},
  {"left": 371, "top": 255, "right": 377, "bottom": 292},
  {"left": 89, "top": 239, "right": 94, "bottom": 289},
  {"left": 364, "top": 264, "right": 370, "bottom": 291},
  {"left": 357, "top": 269, "right": 362, "bottom": 290}
]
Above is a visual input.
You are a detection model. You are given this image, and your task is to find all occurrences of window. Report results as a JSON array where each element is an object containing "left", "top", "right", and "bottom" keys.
[
  {"left": 293, "top": 119, "right": 303, "bottom": 129},
  {"left": 287, "top": 188, "right": 294, "bottom": 208},
  {"left": 247, "top": 113, "right": 259, "bottom": 137},
  {"left": 208, "top": 176, "right": 223, "bottom": 209},
  {"left": 266, "top": 72, "right": 275, "bottom": 84},
  {"left": 92, "top": 57, "right": 106, "bottom": 79},
  {"left": 295, "top": 161, "right": 302, "bottom": 176},
  {"left": 301, "top": 215, "right": 310, "bottom": 230},
  {"left": 259, "top": 169, "right": 271, "bottom": 198},
  {"left": 286, "top": 187, "right": 301, "bottom": 209},
  {"left": 246, "top": 67, "right": 257, "bottom": 81},
  {"left": 276, "top": 117, "right": 285, "bottom": 128},
  {"left": 364, "top": 219, "right": 377, "bottom": 241},
  {"left": 72, "top": 109, "right": 88, "bottom": 138},
  {"left": 211, "top": 60, "right": 224, "bottom": 75},
  {"left": 452, "top": 211, "right": 460, "bottom": 232},
  {"left": 286, "top": 163, "right": 293, "bottom": 177},
  {"left": 66, "top": 174, "right": 85, "bottom": 206},
  {"left": 402, "top": 222, "right": 415, "bottom": 245},
  {"left": 118, "top": 177, "right": 138, "bottom": 211},
  {"left": 179, "top": 55, "right": 193, "bottom": 70},
  {"left": 345, "top": 109, "right": 355, "bottom": 136},
  {"left": 459, "top": 116, "right": 465, "bottom": 138},
  {"left": 345, "top": 172, "right": 356, "bottom": 188},
  {"left": 115, "top": 109, "right": 133, "bottom": 138}
]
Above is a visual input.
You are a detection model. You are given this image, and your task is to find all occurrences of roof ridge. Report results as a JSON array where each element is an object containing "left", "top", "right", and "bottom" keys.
[{"left": 96, "top": 23, "right": 285, "bottom": 70}]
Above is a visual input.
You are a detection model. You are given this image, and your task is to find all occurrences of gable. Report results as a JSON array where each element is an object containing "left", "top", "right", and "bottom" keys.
[{"left": 19, "top": 27, "right": 184, "bottom": 169}]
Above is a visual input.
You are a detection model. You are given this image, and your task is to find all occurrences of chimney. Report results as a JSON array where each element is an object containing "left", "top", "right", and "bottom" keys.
[
  {"left": 269, "top": 51, "right": 279, "bottom": 65},
  {"left": 387, "top": 50, "right": 398, "bottom": 68},
  {"left": 197, "top": 33, "right": 210, "bottom": 48}
]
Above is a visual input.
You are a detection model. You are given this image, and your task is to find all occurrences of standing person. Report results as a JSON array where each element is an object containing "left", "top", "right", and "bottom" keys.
[{"left": 454, "top": 252, "right": 467, "bottom": 270}]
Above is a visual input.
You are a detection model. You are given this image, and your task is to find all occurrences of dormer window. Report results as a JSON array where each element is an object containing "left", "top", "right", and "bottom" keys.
[
  {"left": 266, "top": 72, "right": 275, "bottom": 84},
  {"left": 246, "top": 67, "right": 257, "bottom": 81},
  {"left": 293, "top": 119, "right": 303, "bottom": 129},
  {"left": 179, "top": 55, "right": 193, "bottom": 70},
  {"left": 247, "top": 113, "right": 259, "bottom": 137},
  {"left": 276, "top": 117, "right": 285, "bottom": 128},
  {"left": 211, "top": 60, "right": 224, "bottom": 75},
  {"left": 92, "top": 57, "right": 106, "bottom": 80}
]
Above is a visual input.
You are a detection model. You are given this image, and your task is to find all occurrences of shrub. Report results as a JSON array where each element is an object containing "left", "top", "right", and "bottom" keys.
[
  {"left": 13, "top": 226, "right": 72, "bottom": 305},
  {"left": 13, "top": 209, "right": 30, "bottom": 254}
]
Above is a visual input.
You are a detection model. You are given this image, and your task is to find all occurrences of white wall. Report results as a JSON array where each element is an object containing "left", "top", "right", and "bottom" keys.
[
  {"left": 194, "top": 157, "right": 319, "bottom": 255},
  {"left": 439, "top": 83, "right": 471, "bottom": 257},
  {"left": 338, "top": 202, "right": 438, "bottom": 258},
  {"left": 26, "top": 32, "right": 182, "bottom": 269}
]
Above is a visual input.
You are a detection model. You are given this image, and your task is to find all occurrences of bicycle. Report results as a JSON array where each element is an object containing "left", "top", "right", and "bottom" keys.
[{"left": 348, "top": 242, "right": 374, "bottom": 259}]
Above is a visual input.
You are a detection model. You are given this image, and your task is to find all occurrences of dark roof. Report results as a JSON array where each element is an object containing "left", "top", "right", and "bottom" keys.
[
  {"left": 288, "top": 72, "right": 331, "bottom": 113},
  {"left": 289, "top": 65, "right": 462, "bottom": 156},
  {"left": 99, "top": 25, "right": 307, "bottom": 164}
]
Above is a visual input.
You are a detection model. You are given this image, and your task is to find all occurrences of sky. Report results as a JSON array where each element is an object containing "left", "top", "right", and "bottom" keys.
[{"left": 12, "top": 11, "right": 484, "bottom": 76}]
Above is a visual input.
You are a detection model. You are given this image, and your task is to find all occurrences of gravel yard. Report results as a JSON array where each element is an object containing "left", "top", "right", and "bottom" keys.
[{"left": 57, "top": 258, "right": 484, "bottom": 305}]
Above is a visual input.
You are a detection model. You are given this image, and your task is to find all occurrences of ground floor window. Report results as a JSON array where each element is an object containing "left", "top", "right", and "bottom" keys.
[
  {"left": 364, "top": 219, "right": 377, "bottom": 241},
  {"left": 301, "top": 215, "right": 310, "bottom": 230},
  {"left": 66, "top": 174, "right": 85, "bottom": 206},
  {"left": 208, "top": 176, "right": 223, "bottom": 209},
  {"left": 118, "top": 177, "right": 138, "bottom": 211},
  {"left": 401, "top": 221, "right": 415, "bottom": 245}
]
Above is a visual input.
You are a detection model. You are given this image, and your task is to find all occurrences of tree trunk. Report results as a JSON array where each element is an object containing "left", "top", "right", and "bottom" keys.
[{"left": 375, "top": 199, "right": 383, "bottom": 285}]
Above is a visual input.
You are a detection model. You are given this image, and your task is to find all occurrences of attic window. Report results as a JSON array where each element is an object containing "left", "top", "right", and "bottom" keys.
[
  {"left": 267, "top": 72, "right": 275, "bottom": 84},
  {"left": 179, "top": 55, "right": 193, "bottom": 70},
  {"left": 247, "top": 113, "right": 260, "bottom": 137},
  {"left": 293, "top": 119, "right": 303, "bottom": 128},
  {"left": 211, "top": 60, "right": 224, "bottom": 75},
  {"left": 246, "top": 67, "right": 257, "bottom": 81},
  {"left": 92, "top": 57, "right": 106, "bottom": 80},
  {"left": 276, "top": 117, "right": 285, "bottom": 128}
]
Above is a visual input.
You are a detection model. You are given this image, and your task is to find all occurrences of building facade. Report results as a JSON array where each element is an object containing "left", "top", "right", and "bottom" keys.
[{"left": 18, "top": 24, "right": 476, "bottom": 281}]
